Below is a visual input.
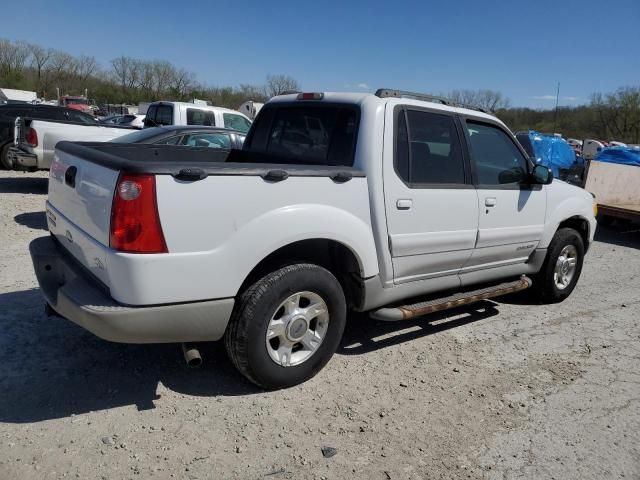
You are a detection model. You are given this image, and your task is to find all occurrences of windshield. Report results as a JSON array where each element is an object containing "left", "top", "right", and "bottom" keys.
[
  {"left": 110, "top": 127, "right": 168, "bottom": 143},
  {"left": 223, "top": 113, "right": 251, "bottom": 133},
  {"left": 244, "top": 104, "right": 359, "bottom": 166},
  {"left": 64, "top": 98, "right": 88, "bottom": 105}
]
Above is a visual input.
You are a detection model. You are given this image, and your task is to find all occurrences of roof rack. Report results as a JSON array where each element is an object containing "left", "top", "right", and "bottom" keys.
[{"left": 374, "top": 88, "right": 489, "bottom": 113}]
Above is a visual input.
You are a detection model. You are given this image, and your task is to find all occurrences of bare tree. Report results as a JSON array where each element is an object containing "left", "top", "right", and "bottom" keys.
[
  {"left": 448, "top": 89, "right": 510, "bottom": 111},
  {"left": 0, "top": 39, "right": 31, "bottom": 85},
  {"left": 111, "top": 56, "right": 142, "bottom": 93},
  {"left": 75, "top": 55, "right": 97, "bottom": 82},
  {"left": 264, "top": 74, "right": 299, "bottom": 97},
  {"left": 28, "top": 44, "right": 54, "bottom": 95},
  {"left": 168, "top": 67, "right": 195, "bottom": 99}
]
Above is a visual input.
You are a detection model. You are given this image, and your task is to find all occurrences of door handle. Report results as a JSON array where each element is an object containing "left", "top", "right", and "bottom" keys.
[
  {"left": 396, "top": 199, "right": 413, "bottom": 210},
  {"left": 485, "top": 197, "right": 497, "bottom": 207}
]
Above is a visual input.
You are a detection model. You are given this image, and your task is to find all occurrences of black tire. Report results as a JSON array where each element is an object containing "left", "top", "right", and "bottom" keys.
[
  {"left": 531, "top": 228, "right": 585, "bottom": 304},
  {"left": 0, "top": 142, "right": 13, "bottom": 170},
  {"left": 224, "top": 263, "right": 346, "bottom": 389}
]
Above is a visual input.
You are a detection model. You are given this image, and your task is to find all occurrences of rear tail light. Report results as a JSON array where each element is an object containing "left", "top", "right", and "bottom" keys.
[
  {"left": 25, "top": 127, "right": 38, "bottom": 147},
  {"left": 110, "top": 173, "right": 167, "bottom": 253}
]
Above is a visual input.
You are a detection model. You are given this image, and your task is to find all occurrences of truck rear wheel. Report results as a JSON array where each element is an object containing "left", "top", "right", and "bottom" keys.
[
  {"left": 0, "top": 143, "right": 13, "bottom": 170},
  {"left": 224, "top": 263, "right": 346, "bottom": 389},
  {"left": 531, "top": 228, "right": 585, "bottom": 304}
]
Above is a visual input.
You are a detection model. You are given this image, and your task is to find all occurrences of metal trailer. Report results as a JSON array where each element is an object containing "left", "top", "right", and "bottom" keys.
[{"left": 585, "top": 160, "right": 640, "bottom": 224}]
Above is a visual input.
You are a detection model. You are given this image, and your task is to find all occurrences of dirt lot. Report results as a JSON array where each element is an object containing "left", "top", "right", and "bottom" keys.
[{"left": 0, "top": 169, "right": 638, "bottom": 480}]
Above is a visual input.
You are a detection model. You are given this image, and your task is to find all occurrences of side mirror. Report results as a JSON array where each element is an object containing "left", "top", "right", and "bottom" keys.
[{"left": 532, "top": 164, "right": 553, "bottom": 185}]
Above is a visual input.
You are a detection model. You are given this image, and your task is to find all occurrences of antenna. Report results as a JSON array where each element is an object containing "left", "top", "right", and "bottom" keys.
[{"left": 553, "top": 82, "right": 560, "bottom": 133}]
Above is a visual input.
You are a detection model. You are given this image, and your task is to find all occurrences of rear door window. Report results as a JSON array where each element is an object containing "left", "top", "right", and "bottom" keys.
[
  {"left": 395, "top": 109, "right": 466, "bottom": 185},
  {"left": 66, "top": 110, "right": 97, "bottom": 124},
  {"left": 181, "top": 132, "right": 231, "bottom": 149},
  {"left": 154, "top": 135, "right": 182, "bottom": 145},
  {"left": 187, "top": 108, "right": 215, "bottom": 126},
  {"left": 246, "top": 105, "right": 359, "bottom": 166}
]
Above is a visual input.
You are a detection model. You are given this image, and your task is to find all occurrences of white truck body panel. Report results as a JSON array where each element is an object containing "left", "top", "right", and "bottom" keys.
[
  {"left": 46, "top": 149, "right": 376, "bottom": 305},
  {"left": 540, "top": 180, "right": 597, "bottom": 247},
  {"left": 48, "top": 150, "right": 118, "bottom": 245},
  {"left": 21, "top": 119, "right": 133, "bottom": 169}
]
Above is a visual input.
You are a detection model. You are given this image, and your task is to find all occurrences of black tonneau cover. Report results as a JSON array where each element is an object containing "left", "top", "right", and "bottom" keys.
[{"left": 56, "top": 142, "right": 365, "bottom": 179}]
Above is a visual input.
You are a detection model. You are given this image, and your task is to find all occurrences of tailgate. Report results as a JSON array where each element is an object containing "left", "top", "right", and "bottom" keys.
[{"left": 47, "top": 147, "right": 119, "bottom": 250}]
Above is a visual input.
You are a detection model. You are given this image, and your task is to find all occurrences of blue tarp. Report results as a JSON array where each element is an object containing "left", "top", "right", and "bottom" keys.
[
  {"left": 595, "top": 147, "right": 640, "bottom": 167},
  {"left": 527, "top": 131, "right": 579, "bottom": 177}
]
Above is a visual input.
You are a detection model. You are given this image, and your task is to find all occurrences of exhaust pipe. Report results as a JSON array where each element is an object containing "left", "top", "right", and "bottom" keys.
[{"left": 181, "top": 343, "right": 202, "bottom": 368}]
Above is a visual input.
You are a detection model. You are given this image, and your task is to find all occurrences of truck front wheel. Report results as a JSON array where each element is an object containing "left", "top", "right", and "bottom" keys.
[
  {"left": 532, "top": 228, "right": 585, "bottom": 303},
  {"left": 224, "top": 263, "right": 347, "bottom": 389}
]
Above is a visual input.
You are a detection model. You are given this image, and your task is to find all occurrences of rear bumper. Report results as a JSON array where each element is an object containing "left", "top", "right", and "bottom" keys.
[
  {"left": 7, "top": 147, "right": 38, "bottom": 171},
  {"left": 29, "top": 236, "right": 234, "bottom": 343}
]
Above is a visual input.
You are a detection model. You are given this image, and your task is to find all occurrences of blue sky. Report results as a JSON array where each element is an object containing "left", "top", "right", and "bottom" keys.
[{"left": 3, "top": 0, "right": 639, "bottom": 108}]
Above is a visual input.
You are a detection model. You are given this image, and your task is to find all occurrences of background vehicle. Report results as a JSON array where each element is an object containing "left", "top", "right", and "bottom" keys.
[
  {"left": 586, "top": 147, "right": 640, "bottom": 225},
  {"left": 95, "top": 104, "right": 131, "bottom": 117},
  {"left": 515, "top": 130, "right": 584, "bottom": 185},
  {"left": 100, "top": 114, "right": 146, "bottom": 129},
  {"left": 582, "top": 139, "right": 607, "bottom": 160},
  {"left": 143, "top": 101, "right": 252, "bottom": 133},
  {"left": 0, "top": 88, "right": 37, "bottom": 104},
  {"left": 238, "top": 100, "right": 264, "bottom": 120},
  {"left": 111, "top": 125, "right": 245, "bottom": 149},
  {"left": 0, "top": 104, "right": 97, "bottom": 169},
  {"left": 59, "top": 95, "right": 93, "bottom": 114},
  {"left": 30, "top": 89, "right": 596, "bottom": 389},
  {"left": 9, "top": 115, "right": 132, "bottom": 170}
]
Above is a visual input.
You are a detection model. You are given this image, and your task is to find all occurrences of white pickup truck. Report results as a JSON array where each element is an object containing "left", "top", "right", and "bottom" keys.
[
  {"left": 143, "top": 101, "right": 252, "bottom": 134},
  {"left": 29, "top": 89, "right": 597, "bottom": 389},
  {"left": 9, "top": 116, "right": 134, "bottom": 170}
]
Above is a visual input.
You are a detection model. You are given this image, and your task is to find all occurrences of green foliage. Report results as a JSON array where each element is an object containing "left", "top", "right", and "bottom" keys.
[{"left": 496, "top": 88, "right": 640, "bottom": 144}]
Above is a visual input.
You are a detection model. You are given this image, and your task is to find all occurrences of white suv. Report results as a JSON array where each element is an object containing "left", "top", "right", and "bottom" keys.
[{"left": 30, "top": 89, "right": 597, "bottom": 389}]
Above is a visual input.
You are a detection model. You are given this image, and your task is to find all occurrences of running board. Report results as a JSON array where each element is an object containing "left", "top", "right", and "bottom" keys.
[{"left": 369, "top": 276, "right": 532, "bottom": 322}]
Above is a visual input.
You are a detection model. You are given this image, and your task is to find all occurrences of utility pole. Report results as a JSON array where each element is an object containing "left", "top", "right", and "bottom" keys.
[{"left": 553, "top": 82, "right": 560, "bottom": 134}]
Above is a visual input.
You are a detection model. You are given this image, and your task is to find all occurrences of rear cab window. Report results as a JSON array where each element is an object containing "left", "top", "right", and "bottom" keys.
[
  {"left": 146, "top": 104, "right": 173, "bottom": 126},
  {"left": 395, "top": 108, "right": 467, "bottom": 186},
  {"left": 244, "top": 103, "right": 359, "bottom": 166},
  {"left": 187, "top": 108, "right": 215, "bottom": 126}
]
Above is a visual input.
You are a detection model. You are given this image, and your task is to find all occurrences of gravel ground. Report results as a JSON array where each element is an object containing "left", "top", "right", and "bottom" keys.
[{"left": 0, "top": 169, "right": 638, "bottom": 480}]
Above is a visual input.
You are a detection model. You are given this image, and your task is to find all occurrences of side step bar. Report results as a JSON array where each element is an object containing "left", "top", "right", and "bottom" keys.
[{"left": 370, "top": 276, "right": 532, "bottom": 322}]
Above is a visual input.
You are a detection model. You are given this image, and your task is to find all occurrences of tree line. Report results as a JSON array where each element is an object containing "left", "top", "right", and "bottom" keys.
[
  {"left": 0, "top": 38, "right": 297, "bottom": 109},
  {"left": 1, "top": 38, "right": 638, "bottom": 143}
]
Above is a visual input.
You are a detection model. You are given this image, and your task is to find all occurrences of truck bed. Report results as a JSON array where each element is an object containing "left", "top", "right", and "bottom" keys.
[
  {"left": 47, "top": 141, "right": 371, "bottom": 306},
  {"left": 57, "top": 142, "right": 366, "bottom": 178}
]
